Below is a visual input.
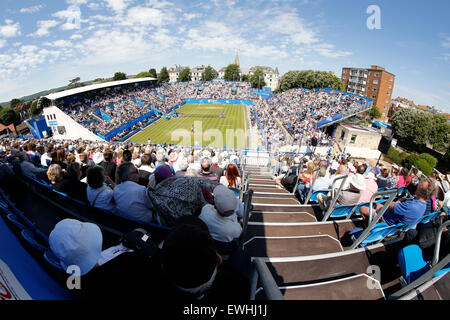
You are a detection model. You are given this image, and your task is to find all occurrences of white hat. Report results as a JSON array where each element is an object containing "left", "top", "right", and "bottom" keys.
[
  {"left": 350, "top": 174, "right": 367, "bottom": 191},
  {"left": 93, "top": 152, "right": 104, "bottom": 164},
  {"left": 294, "top": 157, "right": 300, "bottom": 164},
  {"left": 213, "top": 185, "right": 237, "bottom": 216},
  {"left": 331, "top": 161, "right": 339, "bottom": 170},
  {"left": 49, "top": 219, "right": 103, "bottom": 276},
  {"left": 366, "top": 172, "right": 376, "bottom": 180}
]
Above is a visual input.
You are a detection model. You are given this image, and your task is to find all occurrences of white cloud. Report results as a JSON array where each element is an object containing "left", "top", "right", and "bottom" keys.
[
  {"left": 104, "top": 0, "right": 133, "bottom": 13},
  {"left": 126, "top": 6, "right": 165, "bottom": 26},
  {"left": 53, "top": 5, "right": 82, "bottom": 30},
  {"left": 0, "top": 21, "right": 21, "bottom": 38},
  {"left": 183, "top": 13, "right": 202, "bottom": 21},
  {"left": 70, "top": 34, "right": 83, "bottom": 40},
  {"left": 0, "top": 39, "right": 6, "bottom": 48},
  {"left": 67, "top": 0, "right": 90, "bottom": 4},
  {"left": 87, "top": 2, "right": 103, "bottom": 10},
  {"left": 20, "top": 5, "right": 45, "bottom": 14},
  {"left": 29, "top": 20, "right": 60, "bottom": 37},
  {"left": 45, "top": 40, "right": 73, "bottom": 48},
  {"left": 441, "top": 33, "right": 450, "bottom": 49}
]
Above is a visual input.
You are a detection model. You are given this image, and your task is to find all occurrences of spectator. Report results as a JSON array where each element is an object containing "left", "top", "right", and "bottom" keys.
[
  {"left": 18, "top": 151, "right": 47, "bottom": 179},
  {"left": 54, "top": 162, "right": 88, "bottom": 203},
  {"left": 397, "top": 167, "right": 410, "bottom": 188},
  {"left": 101, "top": 149, "right": 117, "bottom": 182},
  {"left": 219, "top": 163, "right": 241, "bottom": 189},
  {"left": 358, "top": 170, "right": 379, "bottom": 204},
  {"left": 47, "top": 164, "right": 63, "bottom": 187},
  {"left": 318, "top": 174, "right": 366, "bottom": 211},
  {"left": 210, "top": 156, "right": 224, "bottom": 178},
  {"left": 199, "top": 158, "right": 219, "bottom": 182},
  {"left": 175, "top": 157, "right": 189, "bottom": 177},
  {"left": 311, "top": 165, "right": 331, "bottom": 192},
  {"left": 360, "top": 179, "right": 433, "bottom": 225},
  {"left": 113, "top": 162, "right": 154, "bottom": 224},
  {"left": 376, "top": 167, "right": 390, "bottom": 189},
  {"left": 86, "top": 166, "right": 115, "bottom": 213}
]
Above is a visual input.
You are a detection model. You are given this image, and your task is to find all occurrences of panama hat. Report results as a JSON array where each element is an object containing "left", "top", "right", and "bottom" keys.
[{"left": 350, "top": 174, "right": 367, "bottom": 191}]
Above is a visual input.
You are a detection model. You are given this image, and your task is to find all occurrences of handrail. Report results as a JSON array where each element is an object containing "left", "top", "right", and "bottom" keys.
[
  {"left": 250, "top": 258, "right": 284, "bottom": 300},
  {"left": 304, "top": 167, "right": 321, "bottom": 203},
  {"left": 239, "top": 189, "right": 254, "bottom": 250},
  {"left": 349, "top": 189, "right": 398, "bottom": 250},
  {"left": 321, "top": 175, "right": 349, "bottom": 221},
  {"left": 433, "top": 220, "right": 450, "bottom": 266}
]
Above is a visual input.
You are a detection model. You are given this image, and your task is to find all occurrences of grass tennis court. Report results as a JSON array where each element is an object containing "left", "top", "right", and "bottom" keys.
[{"left": 128, "top": 103, "right": 248, "bottom": 148}]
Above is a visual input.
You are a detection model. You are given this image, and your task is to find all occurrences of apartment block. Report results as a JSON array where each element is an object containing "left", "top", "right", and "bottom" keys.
[{"left": 341, "top": 65, "right": 395, "bottom": 122}]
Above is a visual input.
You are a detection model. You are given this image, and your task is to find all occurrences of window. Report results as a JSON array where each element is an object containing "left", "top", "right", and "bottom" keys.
[
  {"left": 374, "top": 73, "right": 380, "bottom": 77},
  {"left": 382, "top": 113, "right": 386, "bottom": 117},
  {"left": 371, "top": 94, "right": 377, "bottom": 99},
  {"left": 350, "top": 135, "right": 357, "bottom": 144},
  {"left": 372, "top": 87, "right": 378, "bottom": 92},
  {"left": 390, "top": 77, "right": 393, "bottom": 81},
  {"left": 386, "top": 98, "right": 389, "bottom": 103},
  {"left": 388, "top": 84, "right": 392, "bottom": 89},
  {"left": 368, "top": 72, "right": 371, "bottom": 76},
  {"left": 384, "top": 106, "right": 387, "bottom": 110},
  {"left": 342, "top": 76, "right": 346, "bottom": 80},
  {"left": 373, "top": 79, "right": 379, "bottom": 85},
  {"left": 340, "top": 131, "right": 346, "bottom": 141},
  {"left": 343, "top": 70, "right": 347, "bottom": 74}
]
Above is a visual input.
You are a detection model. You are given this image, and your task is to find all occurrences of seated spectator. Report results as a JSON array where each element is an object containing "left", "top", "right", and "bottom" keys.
[
  {"left": 158, "top": 216, "right": 251, "bottom": 301},
  {"left": 388, "top": 166, "right": 399, "bottom": 188},
  {"left": 54, "top": 162, "right": 88, "bottom": 203},
  {"left": 40, "top": 144, "right": 53, "bottom": 167},
  {"left": 397, "top": 167, "right": 410, "bottom": 188},
  {"left": 357, "top": 169, "right": 379, "bottom": 204},
  {"left": 86, "top": 166, "right": 116, "bottom": 213},
  {"left": 47, "top": 164, "right": 63, "bottom": 187},
  {"left": 407, "top": 176, "right": 420, "bottom": 197},
  {"left": 360, "top": 179, "right": 433, "bottom": 225},
  {"left": 318, "top": 174, "right": 366, "bottom": 211},
  {"left": 295, "top": 162, "right": 314, "bottom": 203},
  {"left": 199, "top": 185, "right": 242, "bottom": 243},
  {"left": 311, "top": 165, "right": 331, "bottom": 192},
  {"left": 376, "top": 167, "right": 390, "bottom": 189},
  {"left": 199, "top": 158, "right": 219, "bottom": 182},
  {"left": 101, "top": 149, "right": 117, "bottom": 182},
  {"left": 148, "top": 164, "right": 174, "bottom": 188},
  {"left": 210, "top": 156, "right": 224, "bottom": 178},
  {"left": 48, "top": 219, "right": 156, "bottom": 300},
  {"left": 137, "top": 154, "right": 154, "bottom": 186},
  {"left": 113, "top": 162, "right": 154, "bottom": 224},
  {"left": 18, "top": 151, "right": 47, "bottom": 179},
  {"left": 219, "top": 163, "right": 241, "bottom": 190}
]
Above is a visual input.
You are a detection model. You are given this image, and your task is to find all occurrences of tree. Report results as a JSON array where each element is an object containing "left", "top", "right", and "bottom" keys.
[
  {"left": 241, "top": 74, "right": 250, "bottom": 82},
  {"left": 92, "top": 78, "right": 104, "bottom": 83},
  {"left": 202, "top": 66, "right": 218, "bottom": 81},
  {"left": 223, "top": 64, "right": 240, "bottom": 81},
  {"left": 277, "top": 70, "right": 344, "bottom": 92},
  {"left": 250, "top": 69, "right": 266, "bottom": 89},
  {"left": 158, "top": 67, "right": 169, "bottom": 83},
  {"left": 30, "top": 100, "right": 41, "bottom": 116},
  {"left": 428, "top": 114, "right": 450, "bottom": 153},
  {"left": 0, "top": 107, "right": 19, "bottom": 125},
  {"left": 419, "top": 153, "right": 438, "bottom": 168},
  {"left": 134, "top": 72, "right": 151, "bottom": 78},
  {"left": 112, "top": 72, "right": 127, "bottom": 81},
  {"left": 10, "top": 98, "right": 23, "bottom": 109},
  {"left": 177, "top": 67, "right": 191, "bottom": 82},
  {"left": 148, "top": 68, "right": 157, "bottom": 78},
  {"left": 369, "top": 106, "right": 381, "bottom": 119}
]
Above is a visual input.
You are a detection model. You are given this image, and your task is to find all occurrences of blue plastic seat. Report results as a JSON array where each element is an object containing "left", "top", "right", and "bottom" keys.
[
  {"left": 350, "top": 222, "right": 400, "bottom": 247},
  {"left": 329, "top": 205, "right": 355, "bottom": 218},
  {"left": 6, "top": 213, "right": 27, "bottom": 231},
  {"left": 21, "top": 229, "right": 48, "bottom": 253},
  {"left": 398, "top": 245, "right": 431, "bottom": 284},
  {"left": 308, "top": 190, "right": 329, "bottom": 203},
  {"left": 43, "top": 250, "right": 64, "bottom": 272}
]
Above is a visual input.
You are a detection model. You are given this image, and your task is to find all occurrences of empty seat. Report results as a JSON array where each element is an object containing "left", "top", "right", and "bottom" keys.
[{"left": 21, "top": 229, "right": 48, "bottom": 253}]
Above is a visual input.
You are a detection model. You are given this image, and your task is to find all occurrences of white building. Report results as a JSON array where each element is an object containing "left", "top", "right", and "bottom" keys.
[
  {"left": 168, "top": 65, "right": 189, "bottom": 83},
  {"left": 248, "top": 66, "right": 280, "bottom": 91}
]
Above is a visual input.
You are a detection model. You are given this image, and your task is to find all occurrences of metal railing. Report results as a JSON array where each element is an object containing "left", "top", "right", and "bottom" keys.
[
  {"left": 250, "top": 258, "right": 284, "bottom": 300},
  {"left": 321, "top": 175, "right": 349, "bottom": 221},
  {"left": 239, "top": 189, "right": 254, "bottom": 250}
]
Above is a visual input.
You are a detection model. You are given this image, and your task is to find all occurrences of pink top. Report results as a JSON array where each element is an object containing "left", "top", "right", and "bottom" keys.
[
  {"left": 358, "top": 178, "right": 379, "bottom": 204},
  {"left": 397, "top": 175, "right": 407, "bottom": 188}
]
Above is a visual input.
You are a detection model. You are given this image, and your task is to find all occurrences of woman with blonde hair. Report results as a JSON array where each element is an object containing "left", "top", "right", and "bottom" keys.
[{"left": 47, "top": 164, "right": 63, "bottom": 186}]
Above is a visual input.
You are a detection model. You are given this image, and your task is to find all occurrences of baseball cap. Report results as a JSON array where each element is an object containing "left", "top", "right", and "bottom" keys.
[
  {"left": 49, "top": 219, "right": 103, "bottom": 276},
  {"left": 213, "top": 185, "right": 237, "bottom": 216}
]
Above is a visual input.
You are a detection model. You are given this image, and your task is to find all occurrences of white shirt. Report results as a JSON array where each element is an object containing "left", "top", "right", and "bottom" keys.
[
  {"left": 87, "top": 185, "right": 115, "bottom": 213},
  {"left": 139, "top": 165, "right": 154, "bottom": 173},
  {"left": 199, "top": 204, "right": 242, "bottom": 242},
  {"left": 41, "top": 153, "right": 52, "bottom": 167},
  {"left": 312, "top": 177, "right": 332, "bottom": 192},
  {"left": 113, "top": 181, "right": 153, "bottom": 224},
  {"left": 219, "top": 176, "right": 241, "bottom": 189}
]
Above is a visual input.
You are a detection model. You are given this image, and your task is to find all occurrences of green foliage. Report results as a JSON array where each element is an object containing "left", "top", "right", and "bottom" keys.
[
  {"left": 0, "top": 107, "right": 19, "bottom": 125},
  {"left": 223, "top": 64, "right": 240, "bottom": 81},
  {"left": 278, "top": 70, "right": 344, "bottom": 93},
  {"left": 416, "top": 158, "right": 432, "bottom": 176},
  {"left": 202, "top": 66, "right": 218, "bottom": 81},
  {"left": 10, "top": 98, "right": 23, "bottom": 109},
  {"left": 387, "top": 146, "right": 403, "bottom": 165},
  {"left": 369, "top": 106, "right": 381, "bottom": 119},
  {"left": 158, "top": 67, "right": 169, "bottom": 83},
  {"left": 92, "top": 78, "right": 104, "bottom": 83},
  {"left": 112, "top": 72, "right": 127, "bottom": 81},
  {"left": 250, "top": 69, "right": 266, "bottom": 89},
  {"left": 148, "top": 68, "right": 157, "bottom": 78},
  {"left": 402, "top": 154, "right": 420, "bottom": 169},
  {"left": 419, "top": 153, "right": 437, "bottom": 168},
  {"left": 30, "top": 100, "right": 40, "bottom": 116},
  {"left": 134, "top": 72, "right": 151, "bottom": 78},
  {"left": 241, "top": 74, "right": 250, "bottom": 82},
  {"left": 177, "top": 67, "right": 191, "bottom": 82}
]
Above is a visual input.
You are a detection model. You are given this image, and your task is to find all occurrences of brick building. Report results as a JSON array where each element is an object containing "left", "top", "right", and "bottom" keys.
[{"left": 341, "top": 65, "right": 395, "bottom": 122}]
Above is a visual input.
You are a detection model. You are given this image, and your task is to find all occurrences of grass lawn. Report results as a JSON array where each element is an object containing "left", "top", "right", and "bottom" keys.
[{"left": 127, "top": 103, "right": 248, "bottom": 148}]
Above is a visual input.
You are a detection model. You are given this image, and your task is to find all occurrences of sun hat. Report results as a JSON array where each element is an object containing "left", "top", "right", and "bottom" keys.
[
  {"left": 49, "top": 219, "right": 103, "bottom": 276},
  {"left": 349, "top": 174, "right": 367, "bottom": 191},
  {"left": 213, "top": 185, "right": 237, "bottom": 216},
  {"left": 93, "top": 152, "right": 104, "bottom": 165}
]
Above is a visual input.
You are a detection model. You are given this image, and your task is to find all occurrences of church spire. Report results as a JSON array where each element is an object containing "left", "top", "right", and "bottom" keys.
[{"left": 235, "top": 50, "right": 240, "bottom": 67}]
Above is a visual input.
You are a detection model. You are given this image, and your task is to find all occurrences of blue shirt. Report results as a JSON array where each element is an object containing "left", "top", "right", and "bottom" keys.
[{"left": 383, "top": 199, "right": 426, "bottom": 226}]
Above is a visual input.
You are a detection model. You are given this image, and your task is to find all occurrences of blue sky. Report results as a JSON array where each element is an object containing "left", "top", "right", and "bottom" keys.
[{"left": 0, "top": 0, "right": 449, "bottom": 112}]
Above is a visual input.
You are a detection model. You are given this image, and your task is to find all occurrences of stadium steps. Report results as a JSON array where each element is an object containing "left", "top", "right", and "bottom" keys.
[
  {"left": 90, "top": 112, "right": 103, "bottom": 122},
  {"left": 243, "top": 235, "right": 343, "bottom": 258},
  {"left": 251, "top": 197, "right": 299, "bottom": 205},
  {"left": 400, "top": 272, "right": 450, "bottom": 300},
  {"left": 256, "top": 274, "right": 384, "bottom": 300},
  {"left": 249, "top": 213, "right": 317, "bottom": 223}
]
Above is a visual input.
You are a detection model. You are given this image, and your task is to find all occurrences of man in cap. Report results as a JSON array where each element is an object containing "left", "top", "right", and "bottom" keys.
[{"left": 199, "top": 185, "right": 242, "bottom": 242}]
